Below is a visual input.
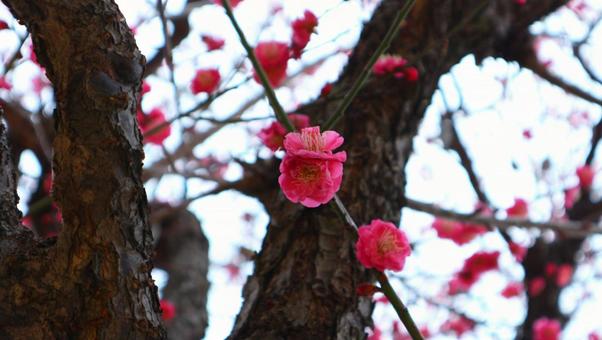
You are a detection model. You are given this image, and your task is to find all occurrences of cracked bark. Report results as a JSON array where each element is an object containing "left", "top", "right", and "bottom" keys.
[
  {"left": 0, "top": 0, "right": 165, "bottom": 338},
  {"left": 229, "top": 1, "right": 568, "bottom": 339}
]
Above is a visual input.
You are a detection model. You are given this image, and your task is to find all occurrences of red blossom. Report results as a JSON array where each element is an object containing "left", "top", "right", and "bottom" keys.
[
  {"left": 564, "top": 186, "right": 580, "bottom": 209},
  {"left": 278, "top": 126, "right": 346, "bottom": 207},
  {"left": 373, "top": 55, "right": 407, "bottom": 78},
  {"left": 432, "top": 218, "right": 487, "bottom": 245},
  {"left": 160, "top": 299, "right": 176, "bottom": 321},
  {"left": 141, "top": 81, "right": 151, "bottom": 96},
  {"left": 356, "top": 283, "right": 380, "bottom": 297},
  {"left": 367, "top": 327, "right": 382, "bottom": 340},
  {"left": 545, "top": 262, "right": 558, "bottom": 277},
  {"left": 258, "top": 114, "right": 310, "bottom": 152},
  {"left": 137, "top": 108, "right": 171, "bottom": 145},
  {"left": 441, "top": 316, "right": 475, "bottom": 337},
  {"left": 393, "top": 322, "right": 431, "bottom": 340},
  {"left": 0, "top": 76, "right": 12, "bottom": 90},
  {"left": 403, "top": 66, "right": 419, "bottom": 82},
  {"left": 190, "top": 68, "right": 220, "bottom": 94},
  {"left": 506, "top": 198, "right": 528, "bottom": 217},
  {"left": 202, "top": 35, "right": 225, "bottom": 51},
  {"left": 523, "top": 129, "right": 533, "bottom": 139},
  {"left": 355, "top": 219, "right": 411, "bottom": 272},
  {"left": 529, "top": 277, "right": 546, "bottom": 297},
  {"left": 449, "top": 251, "right": 500, "bottom": 293},
  {"left": 576, "top": 165, "right": 595, "bottom": 190},
  {"left": 213, "top": 0, "right": 242, "bottom": 8},
  {"left": 555, "top": 264, "right": 573, "bottom": 287},
  {"left": 509, "top": 242, "right": 527, "bottom": 261},
  {"left": 320, "top": 83, "right": 333, "bottom": 97},
  {"left": 254, "top": 41, "right": 290, "bottom": 87},
  {"left": 291, "top": 10, "right": 318, "bottom": 59},
  {"left": 0, "top": 20, "right": 8, "bottom": 30},
  {"left": 501, "top": 282, "right": 524, "bottom": 298},
  {"left": 533, "top": 317, "right": 561, "bottom": 340}
]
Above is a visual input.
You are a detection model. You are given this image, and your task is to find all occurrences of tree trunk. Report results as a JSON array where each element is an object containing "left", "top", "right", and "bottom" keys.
[
  {"left": 230, "top": 0, "right": 567, "bottom": 339},
  {"left": 0, "top": 0, "right": 165, "bottom": 338}
]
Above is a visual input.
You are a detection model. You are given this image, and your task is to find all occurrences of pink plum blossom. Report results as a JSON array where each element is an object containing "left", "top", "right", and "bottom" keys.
[
  {"left": 291, "top": 10, "right": 318, "bottom": 59},
  {"left": 533, "top": 318, "right": 561, "bottom": 340},
  {"left": 355, "top": 219, "right": 412, "bottom": 272},
  {"left": 254, "top": 41, "right": 289, "bottom": 87},
  {"left": 501, "top": 282, "right": 524, "bottom": 298},
  {"left": 278, "top": 126, "right": 346, "bottom": 207},
  {"left": 258, "top": 114, "right": 310, "bottom": 151}
]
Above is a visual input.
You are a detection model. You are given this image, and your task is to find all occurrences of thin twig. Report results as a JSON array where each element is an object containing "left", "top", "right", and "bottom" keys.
[
  {"left": 404, "top": 198, "right": 602, "bottom": 238},
  {"left": 222, "top": 0, "right": 294, "bottom": 131},
  {"left": 322, "top": 0, "right": 416, "bottom": 130}
]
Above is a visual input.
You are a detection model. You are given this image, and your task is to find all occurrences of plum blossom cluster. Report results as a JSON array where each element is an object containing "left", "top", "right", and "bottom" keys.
[
  {"left": 533, "top": 317, "right": 561, "bottom": 340},
  {"left": 372, "top": 55, "right": 419, "bottom": 82},
  {"left": 251, "top": 10, "right": 318, "bottom": 87},
  {"left": 432, "top": 217, "right": 487, "bottom": 245},
  {"left": 440, "top": 315, "right": 475, "bottom": 337},
  {"left": 278, "top": 126, "right": 347, "bottom": 207},
  {"left": 448, "top": 251, "right": 500, "bottom": 294},
  {"left": 291, "top": 10, "right": 318, "bottom": 59},
  {"left": 355, "top": 219, "right": 412, "bottom": 272}
]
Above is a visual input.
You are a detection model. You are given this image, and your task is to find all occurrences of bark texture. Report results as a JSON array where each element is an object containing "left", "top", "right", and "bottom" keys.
[
  {"left": 0, "top": 0, "right": 165, "bottom": 338},
  {"left": 230, "top": 1, "right": 567, "bottom": 339}
]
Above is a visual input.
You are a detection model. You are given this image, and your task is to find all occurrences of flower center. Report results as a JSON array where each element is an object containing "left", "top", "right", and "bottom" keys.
[
  {"left": 376, "top": 231, "right": 397, "bottom": 256},
  {"left": 296, "top": 163, "right": 320, "bottom": 182}
]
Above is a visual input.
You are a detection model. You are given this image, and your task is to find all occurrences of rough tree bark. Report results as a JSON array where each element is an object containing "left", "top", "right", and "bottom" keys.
[
  {"left": 0, "top": 0, "right": 165, "bottom": 338},
  {"left": 229, "top": 1, "right": 568, "bottom": 339}
]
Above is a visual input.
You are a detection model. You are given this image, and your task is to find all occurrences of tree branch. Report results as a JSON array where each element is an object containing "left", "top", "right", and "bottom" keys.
[{"left": 405, "top": 198, "right": 601, "bottom": 238}]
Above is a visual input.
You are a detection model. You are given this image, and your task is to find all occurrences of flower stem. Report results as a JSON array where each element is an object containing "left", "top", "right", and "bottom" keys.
[
  {"left": 377, "top": 273, "right": 424, "bottom": 340},
  {"left": 222, "top": 0, "right": 295, "bottom": 132},
  {"left": 322, "top": 0, "right": 416, "bottom": 130}
]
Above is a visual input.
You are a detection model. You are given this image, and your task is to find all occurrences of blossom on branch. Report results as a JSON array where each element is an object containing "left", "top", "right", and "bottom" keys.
[
  {"left": 533, "top": 317, "right": 561, "bottom": 340},
  {"left": 291, "top": 10, "right": 318, "bottom": 59},
  {"left": 160, "top": 299, "right": 176, "bottom": 321},
  {"left": 278, "top": 126, "right": 346, "bottom": 207},
  {"left": 506, "top": 198, "right": 528, "bottom": 217},
  {"left": 576, "top": 165, "right": 594, "bottom": 190},
  {"left": 373, "top": 55, "right": 419, "bottom": 81},
  {"left": 355, "top": 219, "right": 411, "bottom": 272},
  {"left": 448, "top": 251, "right": 500, "bottom": 294},
  {"left": 190, "top": 68, "right": 220, "bottom": 95},
  {"left": 254, "top": 41, "right": 289, "bottom": 87},
  {"left": 258, "top": 114, "right": 310, "bottom": 151},
  {"left": 202, "top": 35, "right": 225, "bottom": 51},
  {"left": 137, "top": 108, "right": 171, "bottom": 145},
  {"left": 432, "top": 218, "right": 487, "bottom": 245},
  {"left": 501, "top": 282, "right": 524, "bottom": 298}
]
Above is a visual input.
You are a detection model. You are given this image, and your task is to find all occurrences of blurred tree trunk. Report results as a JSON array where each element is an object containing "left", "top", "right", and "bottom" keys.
[{"left": 230, "top": 0, "right": 568, "bottom": 339}]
